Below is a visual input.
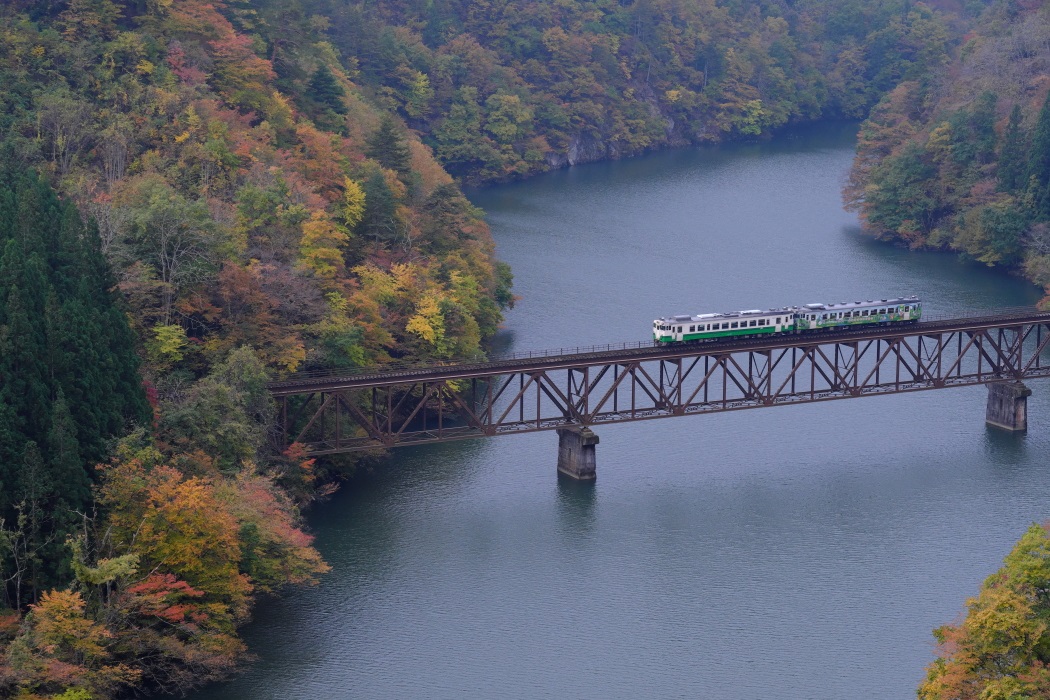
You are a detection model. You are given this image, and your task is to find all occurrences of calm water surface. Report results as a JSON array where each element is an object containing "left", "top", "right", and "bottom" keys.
[{"left": 189, "top": 123, "right": 1048, "bottom": 699}]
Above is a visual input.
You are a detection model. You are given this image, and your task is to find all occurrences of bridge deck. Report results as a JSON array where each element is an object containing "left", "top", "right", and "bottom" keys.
[
  {"left": 269, "top": 308, "right": 1050, "bottom": 395},
  {"left": 271, "top": 308, "right": 1050, "bottom": 454}
]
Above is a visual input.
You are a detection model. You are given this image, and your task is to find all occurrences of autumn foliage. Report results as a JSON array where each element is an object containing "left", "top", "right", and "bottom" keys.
[
  {"left": 920, "top": 523, "right": 1050, "bottom": 699},
  {"left": 0, "top": 0, "right": 512, "bottom": 696},
  {"left": 845, "top": 3, "right": 1050, "bottom": 305}
]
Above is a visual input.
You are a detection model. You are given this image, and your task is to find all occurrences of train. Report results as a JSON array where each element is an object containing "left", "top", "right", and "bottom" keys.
[{"left": 652, "top": 296, "right": 922, "bottom": 343}]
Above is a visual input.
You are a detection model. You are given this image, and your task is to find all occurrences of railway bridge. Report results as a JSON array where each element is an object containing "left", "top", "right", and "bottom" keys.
[{"left": 269, "top": 308, "right": 1050, "bottom": 479}]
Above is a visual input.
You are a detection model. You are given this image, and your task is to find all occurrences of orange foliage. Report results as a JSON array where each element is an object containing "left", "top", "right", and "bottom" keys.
[{"left": 97, "top": 458, "right": 251, "bottom": 622}]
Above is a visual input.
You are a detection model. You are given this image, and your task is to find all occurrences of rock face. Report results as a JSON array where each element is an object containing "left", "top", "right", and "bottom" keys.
[{"left": 542, "top": 98, "right": 699, "bottom": 172}]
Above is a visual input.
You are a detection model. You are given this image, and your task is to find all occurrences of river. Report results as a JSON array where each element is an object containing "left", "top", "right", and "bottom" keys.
[{"left": 188, "top": 122, "right": 1050, "bottom": 699}]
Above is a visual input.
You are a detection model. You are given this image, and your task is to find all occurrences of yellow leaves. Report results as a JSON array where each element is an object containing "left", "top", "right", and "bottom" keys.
[
  {"left": 921, "top": 523, "right": 1050, "bottom": 699},
  {"left": 665, "top": 89, "right": 682, "bottom": 104},
  {"left": 963, "top": 584, "right": 1044, "bottom": 672},
  {"left": 135, "top": 59, "right": 155, "bottom": 75},
  {"left": 352, "top": 263, "right": 400, "bottom": 305},
  {"left": 174, "top": 131, "right": 191, "bottom": 144},
  {"left": 146, "top": 324, "right": 191, "bottom": 372},
  {"left": 265, "top": 90, "right": 295, "bottom": 133},
  {"left": 406, "top": 294, "right": 443, "bottom": 345},
  {"left": 31, "top": 45, "right": 45, "bottom": 59},
  {"left": 185, "top": 104, "right": 202, "bottom": 131},
  {"left": 7, "top": 590, "right": 142, "bottom": 695},
  {"left": 342, "top": 177, "right": 366, "bottom": 230},
  {"left": 390, "top": 261, "right": 418, "bottom": 291},
  {"left": 927, "top": 121, "right": 953, "bottom": 160},
  {"left": 298, "top": 211, "right": 348, "bottom": 279},
  {"left": 98, "top": 460, "right": 252, "bottom": 621},
  {"left": 273, "top": 339, "right": 307, "bottom": 373}
]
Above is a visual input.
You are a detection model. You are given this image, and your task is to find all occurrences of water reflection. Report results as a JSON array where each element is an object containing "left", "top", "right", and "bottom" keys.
[{"left": 555, "top": 473, "right": 597, "bottom": 538}]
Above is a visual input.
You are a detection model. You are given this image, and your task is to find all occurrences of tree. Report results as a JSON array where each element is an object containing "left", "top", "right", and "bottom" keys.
[
  {"left": 357, "top": 169, "right": 399, "bottom": 246},
  {"left": 307, "top": 63, "right": 347, "bottom": 114},
  {"left": 0, "top": 165, "right": 149, "bottom": 607},
  {"left": 159, "top": 347, "right": 275, "bottom": 474},
  {"left": 3, "top": 589, "right": 140, "bottom": 697},
  {"left": 1028, "top": 92, "right": 1050, "bottom": 220},
  {"left": 920, "top": 523, "right": 1050, "bottom": 700},
  {"left": 365, "top": 116, "right": 412, "bottom": 176},
  {"left": 121, "top": 176, "right": 217, "bottom": 325},
  {"left": 999, "top": 104, "right": 1027, "bottom": 193}
]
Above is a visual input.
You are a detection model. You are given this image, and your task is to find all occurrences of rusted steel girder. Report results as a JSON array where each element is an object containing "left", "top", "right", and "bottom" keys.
[{"left": 271, "top": 315, "right": 1050, "bottom": 455}]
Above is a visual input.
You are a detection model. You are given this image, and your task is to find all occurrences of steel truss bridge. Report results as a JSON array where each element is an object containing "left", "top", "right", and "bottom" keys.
[{"left": 270, "top": 309, "right": 1050, "bottom": 455}]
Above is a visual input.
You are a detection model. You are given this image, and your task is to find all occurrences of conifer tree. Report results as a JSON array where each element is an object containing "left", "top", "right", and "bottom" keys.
[
  {"left": 1028, "top": 92, "right": 1050, "bottom": 219},
  {"left": 365, "top": 116, "right": 412, "bottom": 176},
  {"left": 307, "top": 64, "right": 347, "bottom": 114},
  {"left": 0, "top": 163, "right": 150, "bottom": 606},
  {"left": 998, "top": 104, "right": 1026, "bottom": 193}
]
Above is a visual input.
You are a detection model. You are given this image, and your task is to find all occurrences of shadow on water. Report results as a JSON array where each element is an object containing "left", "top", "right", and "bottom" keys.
[
  {"left": 842, "top": 224, "right": 1043, "bottom": 312},
  {"left": 464, "top": 121, "right": 863, "bottom": 213},
  {"left": 555, "top": 474, "right": 597, "bottom": 537},
  {"left": 982, "top": 425, "right": 1029, "bottom": 467}
]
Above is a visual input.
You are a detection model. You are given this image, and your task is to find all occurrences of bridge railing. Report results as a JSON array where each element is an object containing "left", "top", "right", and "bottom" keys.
[{"left": 269, "top": 305, "right": 1049, "bottom": 384}]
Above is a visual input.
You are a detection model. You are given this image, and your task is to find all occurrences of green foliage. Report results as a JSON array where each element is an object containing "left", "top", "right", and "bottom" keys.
[
  {"left": 160, "top": 347, "right": 274, "bottom": 474},
  {"left": 1030, "top": 92, "right": 1050, "bottom": 220},
  {"left": 365, "top": 116, "right": 412, "bottom": 176},
  {"left": 999, "top": 105, "right": 1027, "bottom": 194},
  {"left": 0, "top": 165, "right": 149, "bottom": 608},
  {"left": 308, "top": 0, "right": 963, "bottom": 183},
  {"left": 307, "top": 63, "right": 347, "bottom": 114},
  {"left": 0, "top": 1, "right": 518, "bottom": 694}
]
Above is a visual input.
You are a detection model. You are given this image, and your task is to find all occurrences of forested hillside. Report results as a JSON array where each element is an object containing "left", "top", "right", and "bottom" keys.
[
  {"left": 308, "top": 0, "right": 971, "bottom": 182},
  {"left": 0, "top": 0, "right": 511, "bottom": 696},
  {"left": 846, "top": 1, "right": 1050, "bottom": 302}
]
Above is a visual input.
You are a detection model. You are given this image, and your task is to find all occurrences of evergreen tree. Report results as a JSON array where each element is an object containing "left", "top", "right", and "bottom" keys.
[
  {"left": 307, "top": 63, "right": 347, "bottom": 114},
  {"left": 1028, "top": 92, "right": 1050, "bottom": 219},
  {"left": 0, "top": 163, "right": 150, "bottom": 606},
  {"left": 365, "top": 116, "right": 412, "bottom": 176},
  {"left": 358, "top": 169, "right": 399, "bottom": 245},
  {"left": 998, "top": 104, "right": 1026, "bottom": 193},
  {"left": 970, "top": 91, "right": 998, "bottom": 165}
]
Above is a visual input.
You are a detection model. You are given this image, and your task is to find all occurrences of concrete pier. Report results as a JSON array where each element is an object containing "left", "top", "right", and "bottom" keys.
[
  {"left": 986, "top": 381, "right": 1032, "bottom": 432},
  {"left": 557, "top": 426, "right": 599, "bottom": 480}
]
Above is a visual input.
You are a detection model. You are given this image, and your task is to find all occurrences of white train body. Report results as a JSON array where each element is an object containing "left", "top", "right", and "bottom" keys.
[{"left": 653, "top": 296, "right": 921, "bottom": 343}]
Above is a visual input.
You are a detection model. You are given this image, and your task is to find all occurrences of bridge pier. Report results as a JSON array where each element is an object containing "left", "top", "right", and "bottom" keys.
[
  {"left": 986, "top": 381, "right": 1032, "bottom": 432},
  {"left": 557, "top": 426, "right": 599, "bottom": 480}
]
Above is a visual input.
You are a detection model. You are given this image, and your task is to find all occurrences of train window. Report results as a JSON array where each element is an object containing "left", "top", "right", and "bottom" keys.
[
  {"left": 748, "top": 320, "right": 755, "bottom": 327},
  {"left": 689, "top": 325, "right": 695, "bottom": 332},
  {"left": 730, "top": 322, "right": 738, "bottom": 328}
]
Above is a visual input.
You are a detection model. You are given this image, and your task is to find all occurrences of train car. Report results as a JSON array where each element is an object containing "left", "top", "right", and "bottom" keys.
[
  {"left": 794, "top": 296, "right": 921, "bottom": 331},
  {"left": 653, "top": 307, "right": 797, "bottom": 343},
  {"left": 653, "top": 296, "right": 921, "bottom": 343}
]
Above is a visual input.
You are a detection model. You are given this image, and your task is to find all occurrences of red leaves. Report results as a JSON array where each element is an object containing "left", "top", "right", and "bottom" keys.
[
  {"left": 167, "top": 42, "right": 208, "bottom": 87},
  {"left": 125, "top": 574, "right": 207, "bottom": 628}
]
